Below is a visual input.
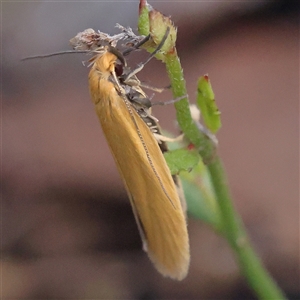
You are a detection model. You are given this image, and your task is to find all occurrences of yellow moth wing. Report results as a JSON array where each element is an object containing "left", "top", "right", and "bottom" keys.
[{"left": 89, "top": 52, "right": 190, "bottom": 280}]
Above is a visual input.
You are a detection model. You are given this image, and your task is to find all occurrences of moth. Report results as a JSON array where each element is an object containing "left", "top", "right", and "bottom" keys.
[
  {"left": 25, "top": 27, "right": 190, "bottom": 280},
  {"left": 75, "top": 28, "right": 190, "bottom": 280}
]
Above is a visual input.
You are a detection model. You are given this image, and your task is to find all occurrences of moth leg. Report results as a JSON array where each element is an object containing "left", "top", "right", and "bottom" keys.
[
  {"left": 153, "top": 133, "right": 184, "bottom": 144},
  {"left": 129, "top": 94, "right": 152, "bottom": 109},
  {"left": 122, "top": 34, "right": 151, "bottom": 56},
  {"left": 130, "top": 92, "right": 188, "bottom": 109},
  {"left": 151, "top": 95, "right": 188, "bottom": 106},
  {"left": 139, "top": 82, "right": 170, "bottom": 93}
]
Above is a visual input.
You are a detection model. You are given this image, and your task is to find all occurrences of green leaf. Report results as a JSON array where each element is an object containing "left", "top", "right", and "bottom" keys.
[
  {"left": 197, "top": 75, "right": 221, "bottom": 133},
  {"left": 164, "top": 148, "right": 200, "bottom": 175},
  {"left": 180, "top": 162, "right": 222, "bottom": 230}
]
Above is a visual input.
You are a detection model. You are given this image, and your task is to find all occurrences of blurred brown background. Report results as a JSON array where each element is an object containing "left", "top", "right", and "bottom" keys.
[{"left": 2, "top": 1, "right": 299, "bottom": 299}]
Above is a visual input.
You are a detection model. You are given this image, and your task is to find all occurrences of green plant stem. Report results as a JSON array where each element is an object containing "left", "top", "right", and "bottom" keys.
[
  {"left": 137, "top": 3, "right": 286, "bottom": 298},
  {"left": 158, "top": 22, "right": 286, "bottom": 300},
  {"left": 166, "top": 49, "right": 286, "bottom": 299},
  {"left": 208, "top": 158, "right": 286, "bottom": 300},
  {"left": 164, "top": 50, "right": 215, "bottom": 163}
]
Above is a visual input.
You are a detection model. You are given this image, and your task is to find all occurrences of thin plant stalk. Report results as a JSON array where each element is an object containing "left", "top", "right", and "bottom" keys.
[{"left": 138, "top": 1, "right": 287, "bottom": 299}]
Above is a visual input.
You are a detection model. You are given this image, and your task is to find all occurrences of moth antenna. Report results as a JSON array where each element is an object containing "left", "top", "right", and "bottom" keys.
[
  {"left": 123, "top": 27, "right": 171, "bottom": 82},
  {"left": 21, "top": 50, "right": 92, "bottom": 61}
]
